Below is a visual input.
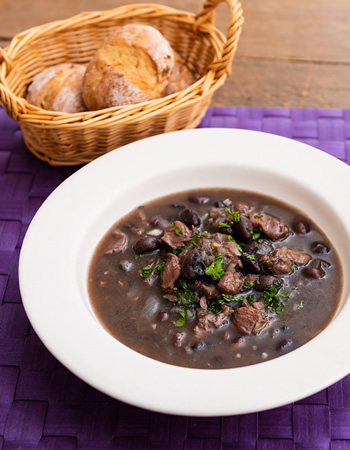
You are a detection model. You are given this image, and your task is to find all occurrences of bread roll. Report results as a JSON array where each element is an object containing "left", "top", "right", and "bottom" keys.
[
  {"left": 27, "top": 63, "right": 86, "bottom": 113},
  {"left": 82, "top": 24, "right": 175, "bottom": 110},
  {"left": 165, "top": 52, "right": 198, "bottom": 95}
]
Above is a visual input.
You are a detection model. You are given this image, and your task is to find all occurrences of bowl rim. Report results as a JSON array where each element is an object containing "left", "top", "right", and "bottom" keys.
[{"left": 19, "top": 128, "right": 350, "bottom": 416}]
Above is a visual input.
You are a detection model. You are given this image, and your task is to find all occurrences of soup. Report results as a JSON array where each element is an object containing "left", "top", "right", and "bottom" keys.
[{"left": 88, "top": 188, "right": 343, "bottom": 369}]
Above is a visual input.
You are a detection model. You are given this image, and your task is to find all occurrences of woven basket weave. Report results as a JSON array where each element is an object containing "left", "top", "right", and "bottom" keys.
[{"left": 0, "top": 0, "right": 243, "bottom": 166}]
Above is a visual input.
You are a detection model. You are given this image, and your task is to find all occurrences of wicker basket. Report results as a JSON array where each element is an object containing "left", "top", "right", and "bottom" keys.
[{"left": 0, "top": 0, "right": 243, "bottom": 166}]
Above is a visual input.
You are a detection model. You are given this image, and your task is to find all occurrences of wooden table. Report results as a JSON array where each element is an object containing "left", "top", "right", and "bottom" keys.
[{"left": 1, "top": 0, "right": 350, "bottom": 108}]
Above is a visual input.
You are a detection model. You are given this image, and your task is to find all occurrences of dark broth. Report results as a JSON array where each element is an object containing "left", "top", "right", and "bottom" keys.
[{"left": 88, "top": 188, "right": 343, "bottom": 369}]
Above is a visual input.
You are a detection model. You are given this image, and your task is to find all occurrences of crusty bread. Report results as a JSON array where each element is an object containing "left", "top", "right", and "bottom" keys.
[
  {"left": 27, "top": 63, "right": 86, "bottom": 113},
  {"left": 82, "top": 24, "right": 175, "bottom": 110},
  {"left": 165, "top": 52, "right": 198, "bottom": 95}
]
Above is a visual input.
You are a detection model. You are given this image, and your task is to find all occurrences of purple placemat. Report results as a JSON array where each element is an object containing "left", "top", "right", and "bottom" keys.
[{"left": 0, "top": 106, "right": 349, "bottom": 449}]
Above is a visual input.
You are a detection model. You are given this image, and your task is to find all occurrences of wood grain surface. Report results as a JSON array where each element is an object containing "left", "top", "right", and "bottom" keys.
[{"left": 1, "top": 0, "right": 350, "bottom": 108}]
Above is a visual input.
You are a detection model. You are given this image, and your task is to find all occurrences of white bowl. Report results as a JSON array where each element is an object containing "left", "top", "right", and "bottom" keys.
[{"left": 19, "top": 128, "right": 350, "bottom": 416}]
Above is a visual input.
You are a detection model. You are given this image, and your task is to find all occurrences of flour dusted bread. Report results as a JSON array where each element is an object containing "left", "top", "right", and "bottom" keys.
[
  {"left": 165, "top": 52, "right": 198, "bottom": 95},
  {"left": 27, "top": 63, "right": 86, "bottom": 113},
  {"left": 82, "top": 24, "right": 175, "bottom": 110}
]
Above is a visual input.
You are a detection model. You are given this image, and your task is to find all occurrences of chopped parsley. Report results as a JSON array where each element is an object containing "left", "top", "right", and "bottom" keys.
[
  {"left": 218, "top": 222, "right": 230, "bottom": 228},
  {"left": 139, "top": 265, "right": 151, "bottom": 278},
  {"left": 173, "top": 246, "right": 184, "bottom": 255},
  {"left": 290, "top": 263, "right": 297, "bottom": 273},
  {"left": 155, "top": 262, "right": 166, "bottom": 272},
  {"left": 174, "top": 279, "right": 196, "bottom": 305},
  {"left": 246, "top": 254, "right": 256, "bottom": 261},
  {"left": 237, "top": 243, "right": 245, "bottom": 252},
  {"left": 190, "top": 232, "right": 203, "bottom": 240},
  {"left": 188, "top": 240, "right": 198, "bottom": 248},
  {"left": 207, "top": 298, "right": 224, "bottom": 315},
  {"left": 243, "top": 280, "right": 255, "bottom": 290},
  {"left": 232, "top": 295, "right": 254, "bottom": 303},
  {"left": 224, "top": 208, "right": 241, "bottom": 223},
  {"left": 298, "top": 300, "right": 304, "bottom": 309},
  {"left": 175, "top": 228, "right": 182, "bottom": 236},
  {"left": 205, "top": 253, "right": 225, "bottom": 281},
  {"left": 133, "top": 252, "right": 140, "bottom": 259},
  {"left": 174, "top": 309, "right": 187, "bottom": 327},
  {"left": 254, "top": 214, "right": 264, "bottom": 219},
  {"left": 263, "top": 284, "right": 285, "bottom": 314},
  {"left": 250, "top": 227, "right": 261, "bottom": 240}
]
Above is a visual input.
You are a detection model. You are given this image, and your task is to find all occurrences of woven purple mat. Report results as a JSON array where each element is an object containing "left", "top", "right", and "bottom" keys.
[{"left": 0, "top": 106, "right": 349, "bottom": 449}]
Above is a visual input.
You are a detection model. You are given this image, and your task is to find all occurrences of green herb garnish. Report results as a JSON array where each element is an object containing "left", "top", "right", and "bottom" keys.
[
  {"left": 190, "top": 232, "right": 203, "bottom": 240},
  {"left": 174, "top": 310, "right": 187, "bottom": 327},
  {"left": 243, "top": 280, "right": 255, "bottom": 290},
  {"left": 298, "top": 300, "right": 304, "bottom": 309},
  {"left": 250, "top": 227, "right": 261, "bottom": 240},
  {"left": 224, "top": 208, "right": 241, "bottom": 223},
  {"left": 175, "top": 228, "right": 182, "bottom": 236},
  {"left": 155, "top": 262, "right": 166, "bottom": 272},
  {"left": 205, "top": 253, "right": 225, "bottom": 281},
  {"left": 174, "top": 279, "right": 196, "bottom": 305},
  {"left": 133, "top": 252, "right": 140, "bottom": 259},
  {"left": 173, "top": 246, "right": 184, "bottom": 255},
  {"left": 139, "top": 265, "right": 151, "bottom": 278},
  {"left": 263, "top": 284, "right": 284, "bottom": 314},
  {"left": 207, "top": 299, "right": 223, "bottom": 315},
  {"left": 246, "top": 254, "right": 256, "bottom": 261},
  {"left": 218, "top": 222, "right": 230, "bottom": 229}
]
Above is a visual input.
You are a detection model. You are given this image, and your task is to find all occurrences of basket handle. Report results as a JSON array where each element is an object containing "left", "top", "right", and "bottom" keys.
[
  {"left": 195, "top": 0, "right": 244, "bottom": 78},
  {"left": 0, "top": 48, "right": 26, "bottom": 120}
]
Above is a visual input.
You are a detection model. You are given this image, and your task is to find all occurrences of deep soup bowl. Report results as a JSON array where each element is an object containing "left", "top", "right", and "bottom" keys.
[{"left": 19, "top": 128, "right": 350, "bottom": 416}]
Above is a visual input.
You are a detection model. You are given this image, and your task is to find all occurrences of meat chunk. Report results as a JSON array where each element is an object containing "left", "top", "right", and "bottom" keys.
[
  {"left": 174, "top": 331, "right": 186, "bottom": 347},
  {"left": 249, "top": 212, "right": 289, "bottom": 241},
  {"left": 194, "top": 280, "right": 221, "bottom": 299},
  {"left": 193, "top": 306, "right": 233, "bottom": 338},
  {"left": 233, "top": 302, "right": 271, "bottom": 335},
  {"left": 105, "top": 230, "right": 128, "bottom": 254},
  {"left": 161, "top": 220, "right": 191, "bottom": 249},
  {"left": 217, "top": 272, "right": 258, "bottom": 295},
  {"left": 234, "top": 202, "right": 252, "bottom": 213},
  {"left": 261, "top": 246, "right": 311, "bottom": 275},
  {"left": 160, "top": 253, "right": 181, "bottom": 291},
  {"left": 217, "top": 271, "right": 244, "bottom": 295}
]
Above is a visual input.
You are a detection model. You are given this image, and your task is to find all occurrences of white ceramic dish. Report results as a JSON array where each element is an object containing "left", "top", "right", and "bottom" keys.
[{"left": 19, "top": 128, "right": 350, "bottom": 416}]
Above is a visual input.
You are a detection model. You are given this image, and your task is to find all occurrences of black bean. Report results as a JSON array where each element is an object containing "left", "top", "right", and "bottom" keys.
[
  {"left": 232, "top": 215, "right": 253, "bottom": 241},
  {"left": 188, "top": 194, "right": 211, "bottom": 205},
  {"left": 218, "top": 226, "right": 233, "bottom": 235},
  {"left": 119, "top": 259, "right": 134, "bottom": 272},
  {"left": 133, "top": 236, "right": 160, "bottom": 254},
  {"left": 241, "top": 253, "right": 262, "bottom": 274},
  {"left": 292, "top": 220, "right": 310, "bottom": 234},
  {"left": 180, "top": 208, "right": 201, "bottom": 228},
  {"left": 303, "top": 267, "right": 325, "bottom": 279},
  {"left": 191, "top": 341, "right": 206, "bottom": 351},
  {"left": 182, "top": 250, "right": 205, "bottom": 280},
  {"left": 150, "top": 216, "right": 160, "bottom": 226},
  {"left": 158, "top": 311, "right": 169, "bottom": 322},
  {"left": 243, "top": 240, "right": 259, "bottom": 254},
  {"left": 255, "top": 275, "right": 280, "bottom": 292},
  {"left": 311, "top": 242, "right": 329, "bottom": 254},
  {"left": 276, "top": 338, "right": 293, "bottom": 352}
]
